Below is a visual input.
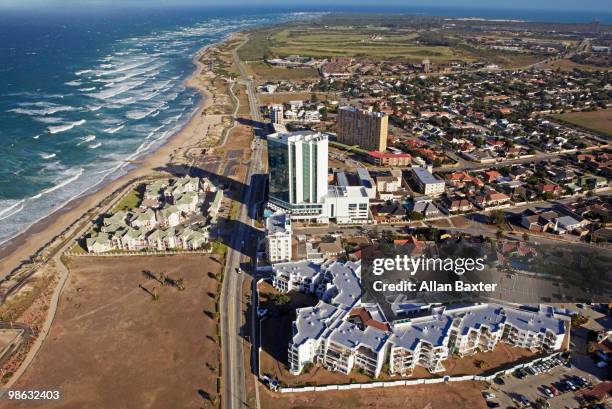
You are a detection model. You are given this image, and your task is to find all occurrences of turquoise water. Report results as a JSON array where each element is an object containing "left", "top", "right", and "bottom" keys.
[{"left": 0, "top": 8, "right": 316, "bottom": 244}]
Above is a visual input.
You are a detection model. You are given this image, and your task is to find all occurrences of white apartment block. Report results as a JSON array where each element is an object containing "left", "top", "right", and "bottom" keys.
[
  {"left": 269, "top": 104, "right": 283, "bottom": 124},
  {"left": 85, "top": 176, "right": 214, "bottom": 253},
  {"left": 271, "top": 260, "right": 568, "bottom": 379},
  {"left": 412, "top": 166, "right": 445, "bottom": 197},
  {"left": 265, "top": 211, "right": 292, "bottom": 263}
]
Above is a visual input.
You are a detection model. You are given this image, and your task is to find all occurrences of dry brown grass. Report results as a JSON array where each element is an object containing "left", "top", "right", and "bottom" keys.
[
  {"left": 552, "top": 109, "right": 612, "bottom": 137},
  {"left": 246, "top": 62, "right": 320, "bottom": 81},
  {"left": 2, "top": 255, "right": 223, "bottom": 409},
  {"left": 258, "top": 92, "right": 335, "bottom": 105}
]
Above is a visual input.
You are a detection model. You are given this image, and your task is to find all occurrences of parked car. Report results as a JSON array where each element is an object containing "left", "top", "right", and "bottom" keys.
[
  {"left": 517, "top": 394, "right": 531, "bottom": 407},
  {"left": 549, "top": 385, "right": 559, "bottom": 396},
  {"left": 493, "top": 377, "right": 505, "bottom": 385}
]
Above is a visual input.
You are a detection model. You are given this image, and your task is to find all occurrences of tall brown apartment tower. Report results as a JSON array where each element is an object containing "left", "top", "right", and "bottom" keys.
[{"left": 336, "top": 106, "right": 388, "bottom": 152}]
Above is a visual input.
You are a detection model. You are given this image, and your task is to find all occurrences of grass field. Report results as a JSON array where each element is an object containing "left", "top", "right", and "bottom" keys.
[
  {"left": 3, "top": 255, "right": 223, "bottom": 409},
  {"left": 541, "top": 58, "right": 609, "bottom": 72},
  {"left": 552, "top": 109, "right": 612, "bottom": 137},
  {"left": 269, "top": 29, "right": 471, "bottom": 62},
  {"left": 240, "top": 27, "right": 476, "bottom": 63}
]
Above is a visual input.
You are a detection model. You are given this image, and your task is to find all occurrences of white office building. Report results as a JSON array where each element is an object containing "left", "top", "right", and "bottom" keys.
[
  {"left": 268, "top": 131, "right": 329, "bottom": 221},
  {"left": 265, "top": 211, "right": 292, "bottom": 263},
  {"left": 323, "top": 173, "right": 370, "bottom": 224},
  {"left": 267, "top": 132, "right": 370, "bottom": 224}
]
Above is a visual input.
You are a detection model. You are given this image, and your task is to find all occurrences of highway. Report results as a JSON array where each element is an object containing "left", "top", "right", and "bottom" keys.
[{"left": 220, "top": 37, "right": 265, "bottom": 409}]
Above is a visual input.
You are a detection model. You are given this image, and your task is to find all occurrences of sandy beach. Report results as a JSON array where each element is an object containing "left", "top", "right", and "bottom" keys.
[{"left": 0, "top": 44, "right": 219, "bottom": 276}]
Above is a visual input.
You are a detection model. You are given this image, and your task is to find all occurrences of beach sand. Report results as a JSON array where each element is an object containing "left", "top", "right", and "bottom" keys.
[{"left": 0, "top": 46, "right": 218, "bottom": 276}]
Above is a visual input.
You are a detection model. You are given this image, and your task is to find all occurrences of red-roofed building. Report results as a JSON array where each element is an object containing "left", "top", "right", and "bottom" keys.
[
  {"left": 484, "top": 170, "right": 502, "bottom": 183},
  {"left": 348, "top": 307, "right": 390, "bottom": 332},
  {"left": 537, "top": 184, "right": 561, "bottom": 196}
]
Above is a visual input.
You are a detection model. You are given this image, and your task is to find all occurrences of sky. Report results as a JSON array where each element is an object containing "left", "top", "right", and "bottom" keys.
[{"left": 0, "top": 0, "right": 610, "bottom": 12}]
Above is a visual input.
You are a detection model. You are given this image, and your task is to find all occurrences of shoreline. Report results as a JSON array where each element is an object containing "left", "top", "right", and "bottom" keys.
[{"left": 0, "top": 41, "right": 221, "bottom": 276}]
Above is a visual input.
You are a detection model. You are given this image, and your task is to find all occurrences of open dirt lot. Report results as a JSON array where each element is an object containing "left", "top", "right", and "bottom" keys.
[
  {"left": 1, "top": 255, "right": 222, "bottom": 409},
  {"left": 259, "top": 381, "right": 489, "bottom": 409}
]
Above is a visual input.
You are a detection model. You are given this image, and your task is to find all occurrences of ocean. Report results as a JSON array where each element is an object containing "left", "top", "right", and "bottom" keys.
[{"left": 0, "top": 7, "right": 319, "bottom": 245}]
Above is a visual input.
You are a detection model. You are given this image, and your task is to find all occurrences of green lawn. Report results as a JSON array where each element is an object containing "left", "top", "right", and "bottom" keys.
[
  {"left": 112, "top": 184, "right": 144, "bottom": 212},
  {"left": 330, "top": 141, "right": 369, "bottom": 155}
]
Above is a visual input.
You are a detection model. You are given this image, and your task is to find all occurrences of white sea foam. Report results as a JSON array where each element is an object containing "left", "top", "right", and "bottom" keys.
[
  {"left": 40, "top": 152, "right": 57, "bottom": 159},
  {"left": 65, "top": 80, "right": 82, "bottom": 86},
  {"left": 90, "top": 80, "right": 145, "bottom": 100},
  {"left": 77, "top": 134, "right": 96, "bottom": 145},
  {"left": 0, "top": 200, "right": 25, "bottom": 221},
  {"left": 9, "top": 103, "right": 76, "bottom": 116},
  {"left": 47, "top": 119, "right": 86, "bottom": 134},
  {"left": 33, "top": 116, "right": 64, "bottom": 124},
  {"left": 89, "top": 142, "right": 102, "bottom": 149},
  {"left": 103, "top": 124, "right": 125, "bottom": 134},
  {"left": 113, "top": 96, "right": 135, "bottom": 105},
  {"left": 75, "top": 69, "right": 92, "bottom": 76},
  {"left": 79, "top": 86, "right": 97, "bottom": 92},
  {"left": 96, "top": 59, "right": 152, "bottom": 77},
  {"left": 126, "top": 106, "right": 159, "bottom": 120},
  {"left": 33, "top": 168, "right": 85, "bottom": 198}
]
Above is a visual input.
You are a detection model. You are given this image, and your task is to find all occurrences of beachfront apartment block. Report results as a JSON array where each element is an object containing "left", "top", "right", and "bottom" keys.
[
  {"left": 337, "top": 106, "right": 388, "bottom": 152},
  {"left": 85, "top": 176, "right": 220, "bottom": 253},
  {"left": 411, "top": 166, "right": 445, "bottom": 197},
  {"left": 265, "top": 211, "right": 292, "bottom": 263},
  {"left": 271, "top": 260, "right": 568, "bottom": 379}
]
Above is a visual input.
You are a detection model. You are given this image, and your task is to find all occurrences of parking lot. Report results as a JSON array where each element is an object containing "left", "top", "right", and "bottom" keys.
[{"left": 483, "top": 354, "right": 605, "bottom": 409}]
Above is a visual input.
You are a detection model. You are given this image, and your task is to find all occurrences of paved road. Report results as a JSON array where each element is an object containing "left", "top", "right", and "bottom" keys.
[{"left": 221, "top": 37, "right": 265, "bottom": 409}]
